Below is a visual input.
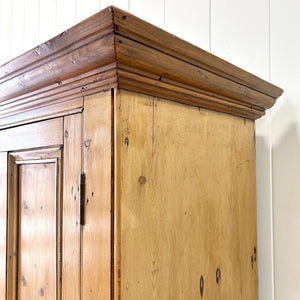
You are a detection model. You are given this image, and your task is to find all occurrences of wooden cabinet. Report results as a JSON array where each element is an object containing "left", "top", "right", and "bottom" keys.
[{"left": 0, "top": 6, "right": 282, "bottom": 300}]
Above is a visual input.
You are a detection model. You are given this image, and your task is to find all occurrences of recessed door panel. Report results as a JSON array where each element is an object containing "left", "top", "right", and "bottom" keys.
[
  {"left": 4, "top": 115, "right": 82, "bottom": 300},
  {"left": 18, "top": 162, "right": 57, "bottom": 299}
]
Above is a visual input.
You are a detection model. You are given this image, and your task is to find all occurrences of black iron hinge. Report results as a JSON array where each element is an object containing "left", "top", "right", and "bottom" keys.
[{"left": 80, "top": 173, "right": 86, "bottom": 225}]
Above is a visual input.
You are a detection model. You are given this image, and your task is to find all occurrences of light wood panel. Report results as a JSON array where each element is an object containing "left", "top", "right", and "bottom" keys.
[
  {"left": 0, "top": 152, "right": 7, "bottom": 299},
  {"left": 7, "top": 156, "right": 18, "bottom": 300},
  {"left": 0, "top": 98, "right": 83, "bottom": 129},
  {"left": 0, "top": 117, "right": 63, "bottom": 151},
  {"left": 116, "top": 90, "right": 258, "bottom": 299},
  {"left": 82, "top": 91, "right": 112, "bottom": 299},
  {"left": 18, "top": 162, "right": 57, "bottom": 299},
  {"left": 7, "top": 147, "right": 63, "bottom": 299},
  {"left": 62, "top": 113, "right": 82, "bottom": 300}
]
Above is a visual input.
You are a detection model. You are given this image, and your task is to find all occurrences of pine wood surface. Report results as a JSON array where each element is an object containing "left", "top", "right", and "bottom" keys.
[
  {"left": 0, "top": 97, "right": 83, "bottom": 130},
  {"left": 62, "top": 114, "right": 82, "bottom": 300},
  {"left": 0, "top": 6, "right": 282, "bottom": 125},
  {"left": 116, "top": 90, "right": 258, "bottom": 299},
  {"left": 7, "top": 145, "right": 63, "bottom": 300},
  {"left": 82, "top": 92, "right": 112, "bottom": 299},
  {"left": 18, "top": 163, "right": 57, "bottom": 299},
  {"left": 7, "top": 156, "right": 19, "bottom": 300},
  {"left": 0, "top": 117, "right": 63, "bottom": 151}
]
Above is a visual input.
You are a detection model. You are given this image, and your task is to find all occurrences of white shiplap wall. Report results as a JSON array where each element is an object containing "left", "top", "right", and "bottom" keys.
[{"left": 1, "top": 1, "right": 300, "bottom": 299}]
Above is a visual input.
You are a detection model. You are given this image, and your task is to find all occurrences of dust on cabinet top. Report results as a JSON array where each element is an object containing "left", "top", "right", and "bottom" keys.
[{"left": 0, "top": 6, "right": 283, "bottom": 120}]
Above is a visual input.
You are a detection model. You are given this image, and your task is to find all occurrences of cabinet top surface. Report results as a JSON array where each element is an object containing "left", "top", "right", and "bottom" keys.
[{"left": 0, "top": 6, "right": 283, "bottom": 121}]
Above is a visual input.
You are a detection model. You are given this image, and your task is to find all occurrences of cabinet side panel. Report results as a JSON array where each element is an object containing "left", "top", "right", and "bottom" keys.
[
  {"left": 0, "top": 152, "right": 7, "bottom": 299},
  {"left": 117, "top": 90, "right": 258, "bottom": 299},
  {"left": 83, "top": 91, "right": 112, "bottom": 299}
]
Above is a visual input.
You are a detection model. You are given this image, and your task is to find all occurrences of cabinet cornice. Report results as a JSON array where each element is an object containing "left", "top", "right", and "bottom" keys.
[{"left": 0, "top": 6, "right": 283, "bottom": 122}]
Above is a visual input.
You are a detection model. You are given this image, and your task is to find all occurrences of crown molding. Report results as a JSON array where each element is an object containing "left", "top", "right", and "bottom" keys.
[{"left": 0, "top": 6, "right": 283, "bottom": 125}]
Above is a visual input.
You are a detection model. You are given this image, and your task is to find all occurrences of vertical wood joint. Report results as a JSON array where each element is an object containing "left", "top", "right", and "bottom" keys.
[{"left": 80, "top": 173, "right": 86, "bottom": 225}]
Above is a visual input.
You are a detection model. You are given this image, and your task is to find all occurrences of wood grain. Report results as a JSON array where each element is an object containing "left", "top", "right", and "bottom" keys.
[
  {"left": 18, "top": 163, "right": 57, "bottom": 300},
  {"left": 118, "top": 68, "right": 264, "bottom": 119},
  {"left": 113, "top": 6, "right": 282, "bottom": 98},
  {"left": 115, "top": 34, "right": 275, "bottom": 115},
  {"left": 0, "top": 117, "right": 63, "bottom": 151},
  {"left": 0, "top": 7, "right": 114, "bottom": 81},
  {"left": 116, "top": 90, "right": 258, "bottom": 299},
  {"left": 82, "top": 91, "right": 112, "bottom": 299},
  {"left": 0, "top": 152, "right": 7, "bottom": 299},
  {"left": 62, "top": 113, "right": 82, "bottom": 300},
  {"left": 7, "top": 156, "right": 18, "bottom": 300},
  {"left": 0, "top": 98, "right": 83, "bottom": 130}
]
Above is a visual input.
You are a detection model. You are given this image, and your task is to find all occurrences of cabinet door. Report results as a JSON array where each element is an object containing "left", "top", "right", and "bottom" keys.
[{"left": 0, "top": 115, "right": 82, "bottom": 300}]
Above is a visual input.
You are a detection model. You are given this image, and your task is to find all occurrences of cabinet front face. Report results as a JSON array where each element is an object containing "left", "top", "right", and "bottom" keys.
[{"left": 0, "top": 115, "right": 82, "bottom": 299}]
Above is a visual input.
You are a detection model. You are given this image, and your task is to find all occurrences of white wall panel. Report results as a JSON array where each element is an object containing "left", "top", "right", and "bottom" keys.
[
  {"left": 101, "top": 0, "right": 128, "bottom": 10},
  {"left": 0, "top": 0, "right": 13, "bottom": 65},
  {"left": 165, "top": 0, "right": 210, "bottom": 50},
  {"left": 56, "top": 0, "right": 76, "bottom": 34},
  {"left": 271, "top": 1, "right": 300, "bottom": 299},
  {"left": 24, "top": 0, "right": 39, "bottom": 51},
  {"left": 271, "top": 97, "right": 300, "bottom": 300},
  {"left": 129, "top": 0, "right": 164, "bottom": 28},
  {"left": 255, "top": 111, "right": 275, "bottom": 300},
  {"left": 39, "top": 0, "right": 57, "bottom": 43},
  {"left": 11, "top": 0, "right": 25, "bottom": 58},
  {"left": 211, "top": 0, "right": 269, "bottom": 80},
  {"left": 76, "top": 0, "right": 100, "bottom": 23}
]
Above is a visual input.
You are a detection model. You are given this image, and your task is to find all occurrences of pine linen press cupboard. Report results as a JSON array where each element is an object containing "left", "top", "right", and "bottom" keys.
[{"left": 0, "top": 6, "right": 282, "bottom": 300}]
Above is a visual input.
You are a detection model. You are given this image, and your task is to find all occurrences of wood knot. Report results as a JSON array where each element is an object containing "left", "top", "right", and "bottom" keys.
[
  {"left": 216, "top": 268, "right": 221, "bottom": 284},
  {"left": 21, "top": 275, "right": 27, "bottom": 286},
  {"left": 39, "top": 288, "right": 44, "bottom": 296},
  {"left": 200, "top": 275, "right": 204, "bottom": 297},
  {"left": 23, "top": 202, "right": 29, "bottom": 211},
  {"left": 138, "top": 176, "right": 147, "bottom": 185},
  {"left": 84, "top": 139, "right": 91, "bottom": 148},
  {"left": 124, "top": 137, "right": 129, "bottom": 146},
  {"left": 64, "top": 130, "right": 69, "bottom": 138}
]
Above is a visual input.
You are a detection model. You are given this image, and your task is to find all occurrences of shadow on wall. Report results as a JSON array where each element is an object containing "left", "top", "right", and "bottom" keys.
[
  {"left": 255, "top": 132, "right": 273, "bottom": 300},
  {"left": 271, "top": 94, "right": 300, "bottom": 299}
]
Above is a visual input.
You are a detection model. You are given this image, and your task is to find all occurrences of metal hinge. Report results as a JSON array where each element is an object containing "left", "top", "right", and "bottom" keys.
[{"left": 80, "top": 173, "right": 86, "bottom": 225}]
